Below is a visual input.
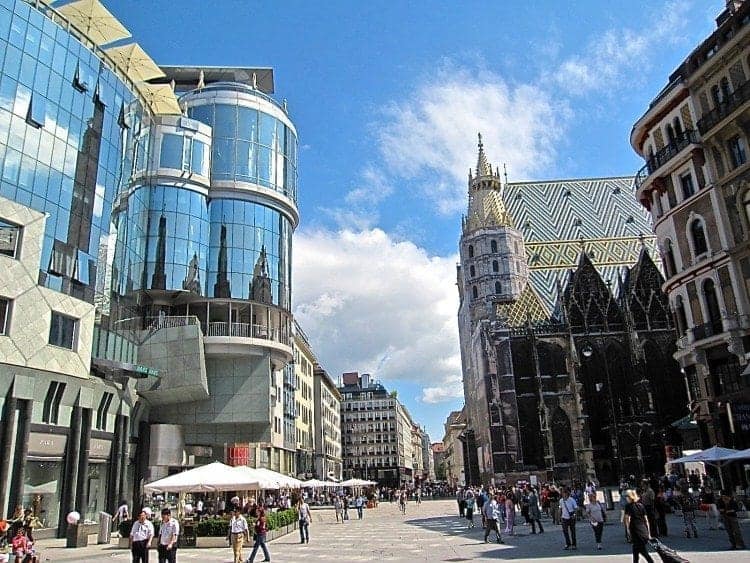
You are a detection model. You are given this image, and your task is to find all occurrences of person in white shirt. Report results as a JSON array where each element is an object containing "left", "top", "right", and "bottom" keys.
[
  {"left": 195, "top": 499, "right": 203, "bottom": 517},
  {"left": 297, "top": 498, "right": 312, "bottom": 544},
  {"left": 225, "top": 508, "right": 249, "bottom": 563},
  {"left": 157, "top": 508, "right": 179, "bottom": 563},
  {"left": 559, "top": 488, "right": 578, "bottom": 550},
  {"left": 482, "top": 495, "right": 504, "bottom": 544},
  {"left": 130, "top": 509, "right": 154, "bottom": 563},
  {"left": 585, "top": 492, "right": 606, "bottom": 550},
  {"left": 115, "top": 500, "right": 130, "bottom": 534}
]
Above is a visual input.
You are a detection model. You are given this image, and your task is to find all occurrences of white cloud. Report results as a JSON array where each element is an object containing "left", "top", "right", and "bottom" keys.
[
  {"left": 293, "top": 227, "right": 461, "bottom": 393},
  {"left": 421, "top": 377, "right": 464, "bottom": 404}
]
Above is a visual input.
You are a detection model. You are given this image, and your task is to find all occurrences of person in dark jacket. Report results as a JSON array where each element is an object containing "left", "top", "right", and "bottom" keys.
[
  {"left": 717, "top": 490, "right": 746, "bottom": 550},
  {"left": 654, "top": 489, "right": 668, "bottom": 537},
  {"left": 623, "top": 490, "right": 653, "bottom": 563}
]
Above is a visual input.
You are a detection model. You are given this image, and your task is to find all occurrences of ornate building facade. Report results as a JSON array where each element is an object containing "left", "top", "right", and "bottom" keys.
[
  {"left": 631, "top": 0, "right": 750, "bottom": 453},
  {"left": 457, "top": 137, "right": 688, "bottom": 485}
]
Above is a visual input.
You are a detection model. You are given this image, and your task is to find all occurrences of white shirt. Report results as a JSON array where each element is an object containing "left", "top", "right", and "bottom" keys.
[
  {"left": 560, "top": 497, "right": 578, "bottom": 519},
  {"left": 586, "top": 501, "right": 605, "bottom": 523},
  {"left": 229, "top": 515, "right": 249, "bottom": 534},
  {"left": 159, "top": 518, "right": 180, "bottom": 546},
  {"left": 130, "top": 519, "right": 154, "bottom": 542},
  {"left": 196, "top": 500, "right": 203, "bottom": 512},
  {"left": 117, "top": 504, "right": 129, "bottom": 520}
]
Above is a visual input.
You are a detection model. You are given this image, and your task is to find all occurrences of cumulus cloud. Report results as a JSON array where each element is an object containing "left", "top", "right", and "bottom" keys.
[
  {"left": 421, "top": 377, "right": 464, "bottom": 404},
  {"left": 293, "top": 227, "right": 461, "bottom": 393}
]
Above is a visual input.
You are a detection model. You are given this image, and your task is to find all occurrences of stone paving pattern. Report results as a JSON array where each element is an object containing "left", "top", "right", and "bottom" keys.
[{"left": 32, "top": 499, "right": 746, "bottom": 561}]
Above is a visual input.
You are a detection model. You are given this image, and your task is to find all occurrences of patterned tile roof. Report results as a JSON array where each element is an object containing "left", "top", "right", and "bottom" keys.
[{"left": 503, "top": 177, "right": 658, "bottom": 312}]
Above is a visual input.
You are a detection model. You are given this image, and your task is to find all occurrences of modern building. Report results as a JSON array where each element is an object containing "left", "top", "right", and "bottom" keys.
[
  {"left": 339, "top": 372, "right": 420, "bottom": 487},
  {"left": 313, "top": 364, "right": 342, "bottom": 480},
  {"left": 630, "top": 0, "right": 750, "bottom": 452},
  {"left": 456, "top": 137, "right": 687, "bottom": 485},
  {"left": 292, "top": 322, "right": 316, "bottom": 478},
  {"left": 442, "top": 409, "right": 467, "bottom": 487}
]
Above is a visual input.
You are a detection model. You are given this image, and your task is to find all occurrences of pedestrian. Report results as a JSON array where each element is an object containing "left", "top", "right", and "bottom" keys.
[
  {"left": 680, "top": 493, "right": 698, "bottom": 538},
  {"left": 297, "top": 498, "right": 311, "bottom": 544},
  {"left": 226, "top": 507, "right": 249, "bottom": 563},
  {"left": 584, "top": 492, "right": 606, "bottom": 550},
  {"left": 623, "top": 489, "right": 654, "bottom": 563},
  {"left": 399, "top": 490, "right": 407, "bottom": 515},
  {"left": 503, "top": 491, "right": 515, "bottom": 535},
  {"left": 559, "top": 487, "right": 577, "bottom": 551},
  {"left": 527, "top": 486, "right": 543, "bottom": 534},
  {"left": 355, "top": 495, "right": 364, "bottom": 520},
  {"left": 700, "top": 487, "right": 721, "bottom": 530},
  {"left": 476, "top": 489, "right": 487, "bottom": 528},
  {"left": 11, "top": 527, "right": 36, "bottom": 563},
  {"left": 333, "top": 496, "right": 343, "bottom": 523},
  {"left": 717, "top": 489, "right": 746, "bottom": 550},
  {"left": 520, "top": 489, "right": 530, "bottom": 525},
  {"left": 246, "top": 508, "right": 270, "bottom": 563},
  {"left": 115, "top": 499, "right": 130, "bottom": 532},
  {"left": 654, "top": 489, "right": 668, "bottom": 537},
  {"left": 482, "top": 494, "right": 504, "bottom": 544},
  {"left": 465, "top": 490, "right": 475, "bottom": 528},
  {"left": 343, "top": 496, "right": 350, "bottom": 521},
  {"left": 640, "top": 480, "right": 657, "bottom": 537},
  {"left": 548, "top": 486, "right": 561, "bottom": 525},
  {"left": 157, "top": 508, "right": 179, "bottom": 563},
  {"left": 457, "top": 488, "right": 465, "bottom": 517},
  {"left": 129, "top": 509, "right": 154, "bottom": 563}
]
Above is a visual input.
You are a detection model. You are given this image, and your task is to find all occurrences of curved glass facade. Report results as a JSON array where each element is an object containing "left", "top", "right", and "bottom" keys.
[
  {"left": 0, "top": 0, "right": 141, "bottom": 303},
  {"left": 186, "top": 92, "right": 298, "bottom": 202}
]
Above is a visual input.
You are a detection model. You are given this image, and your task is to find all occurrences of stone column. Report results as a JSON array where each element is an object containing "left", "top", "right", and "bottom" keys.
[
  {"left": 59, "top": 405, "right": 82, "bottom": 536},
  {"left": 0, "top": 395, "right": 18, "bottom": 516},
  {"left": 7, "top": 399, "right": 30, "bottom": 516},
  {"left": 75, "top": 408, "right": 92, "bottom": 516}
]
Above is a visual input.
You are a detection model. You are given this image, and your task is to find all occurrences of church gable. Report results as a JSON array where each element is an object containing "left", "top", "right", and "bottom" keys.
[
  {"left": 622, "top": 249, "right": 671, "bottom": 331},
  {"left": 563, "top": 253, "right": 623, "bottom": 332}
]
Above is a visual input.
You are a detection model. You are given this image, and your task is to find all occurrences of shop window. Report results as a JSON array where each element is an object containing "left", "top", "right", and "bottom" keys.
[
  {"left": 42, "top": 381, "right": 66, "bottom": 425},
  {"left": 0, "top": 219, "right": 21, "bottom": 258},
  {"left": 728, "top": 136, "right": 747, "bottom": 168},
  {"left": 680, "top": 173, "right": 695, "bottom": 199},
  {"left": 0, "top": 297, "right": 9, "bottom": 335},
  {"left": 49, "top": 312, "right": 77, "bottom": 350},
  {"left": 690, "top": 219, "right": 708, "bottom": 257},
  {"left": 95, "top": 392, "right": 114, "bottom": 431}
]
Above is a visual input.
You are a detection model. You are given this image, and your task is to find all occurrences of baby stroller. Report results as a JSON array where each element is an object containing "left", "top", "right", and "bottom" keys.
[{"left": 650, "top": 538, "right": 690, "bottom": 563}]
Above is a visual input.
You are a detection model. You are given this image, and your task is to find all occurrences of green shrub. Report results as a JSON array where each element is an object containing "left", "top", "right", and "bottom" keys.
[
  {"left": 265, "top": 508, "right": 298, "bottom": 531},
  {"left": 195, "top": 517, "right": 230, "bottom": 537}
]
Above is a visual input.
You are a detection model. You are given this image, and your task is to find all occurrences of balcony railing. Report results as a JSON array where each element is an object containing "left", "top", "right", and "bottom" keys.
[
  {"left": 697, "top": 79, "right": 750, "bottom": 135},
  {"left": 204, "top": 321, "right": 291, "bottom": 346},
  {"left": 635, "top": 129, "right": 700, "bottom": 190}
]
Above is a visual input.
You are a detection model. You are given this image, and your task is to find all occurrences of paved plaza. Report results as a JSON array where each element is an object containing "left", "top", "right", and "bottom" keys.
[{"left": 32, "top": 499, "right": 746, "bottom": 562}]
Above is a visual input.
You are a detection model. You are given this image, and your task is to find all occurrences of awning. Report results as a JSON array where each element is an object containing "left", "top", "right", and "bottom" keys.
[
  {"left": 104, "top": 43, "right": 165, "bottom": 83},
  {"left": 57, "top": 0, "right": 131, "bottom": 46},
  {"left": 302, "top": 479, "right": 339, "bottom": 488},
  {"left": 231, "top": 466, "right": 302, "bottom": 490},
  {"left": 144, "top": 462, "right": 261, "bottom": 493},
  {"left": 339, "top": 478, "right": 377, "bottom": 487},
  {"left": 136, "top": 83, "right": 182, "bottom": 115}
]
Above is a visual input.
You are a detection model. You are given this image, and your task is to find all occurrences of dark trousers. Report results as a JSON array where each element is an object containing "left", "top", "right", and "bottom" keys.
[
  {"left": 131, "top": 539, "right": 149, "bottom": 563},
  {"left": 562, "top": 518, "right": 577, "bottom": 547},
  {"left": 299, "top": 520, "right": 309, "bottom": 543},
  {"left": 591, "top": 521, "right": 603, "bottom": 543},
  {"left": 484, "top": 518, "right": 502, "bottom": 542},
  {"left": 725, "top": 516, "right": 746, "bottom": 549},
  {"left": 530, "top": 517, "right": 544, "bottom": 533},
  {"left": 631, "top": 541, "right": 654, "bottom": 562},
  {"left": 248, "top": 533, "right": 270, "bottom": 562},
  {"left": 157, "top": 544, "right": 176, "bottom": 563}
]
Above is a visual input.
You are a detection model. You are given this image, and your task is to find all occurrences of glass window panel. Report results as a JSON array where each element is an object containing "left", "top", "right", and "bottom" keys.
[
  {"left": 257, "top": 145, "right": 272, "bottom": 187},
  {"left": 2, "top": 148, "right": 20, "bottom": 182},
  {"left": 0, "top": 77, "right": 15, "bottom": 111},
  {"left": 0, "top": 7, "right": 11, "bottom": 41},
  {"left": 212, "top": 137, "right": 234, "bottom": 176},
  {"left": 235, "top": 140, "right": 254, "bottom": 180},
  {"left": 9, "top": 14, "right": 26, "bottom": 46},
  {"left": 34, "top": 63, "right": 49, "bottom": 96},
  {"left": 259, "top": 113, "right": 276, "bottom": 147},
  {"left": 4, "top": 45, "right": 22, "bottom": 87},
  {"left": 24, "top": 21, "right": 41, "bottom": 57},
  {"left": 191, "top": 139, "right": 206, "bottom": 175},
  {"left": 38, "top": 32, "right": 53, "bottom": 66},
  {"left": 238, "top": 106, "right": 258, "bottom": 141},
  {"left": 214, "top": 104, "right": 236, "bottom": 139},
  {"left": 160, "top": 133, "right": 183, "bottom": 169},
  {"left": 188, "top": 104, "right": 212, "bottom": 126}
]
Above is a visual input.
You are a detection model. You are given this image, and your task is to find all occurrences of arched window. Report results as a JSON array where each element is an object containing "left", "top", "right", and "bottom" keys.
[
  {"left": 690, "top": 219, "right": 708, "bottom": 256},
  {"left": 665, "top": 123, "right": 676, "bottom": 145},
  {"left": 664, "top": 239, "right": 677, "bottom": 277},
  {"left": 492, "top": 260, "right": 499, "bottom": 272},
  {"left": 495, "top": 281, "right": 502, "bottom": 294},
  {"left": 673, "top": 117, "right": 683, "bottom": 138},
  {"left": 744, "top": 190, "right": 750, "bottom": 225},
  {"left": 471, "top": 286, "right": 478, "bottom": 299},
  {"left": 703, "top": 279, "right": 723, "bottom": 333},
  {"left": 468, "top": 245, "right": 474, "bottom": 258},
  {"left": 469, "top": 265, "right": 475, "bottom": 277},
  {"left": 490, "top": 240, "right": 498, "bottom": 253},
  {"left": 674, "top": 295, "right": 688, "bottom": 336},
  {"left": 720, "top": 77, "right": 732, "bottom": 101},
  {"left": 711, "top": 84, "right": 722, "bottom": 107}
]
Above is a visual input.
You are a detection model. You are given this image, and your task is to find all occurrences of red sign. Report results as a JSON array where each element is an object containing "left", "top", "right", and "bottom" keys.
[{"left": 227, "top": 445, "right": 250, "bottom": 466}]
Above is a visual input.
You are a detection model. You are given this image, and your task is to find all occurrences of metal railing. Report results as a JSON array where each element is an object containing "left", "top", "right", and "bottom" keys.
[
  {"left": 635, "top": 130, "right": 700, "bottom": 190},
  {"left": 204, "top": 321, "right": 290, "bottom": 346},
  {"left": 697, "top": 79, "right": 750, "bottom": 135}
]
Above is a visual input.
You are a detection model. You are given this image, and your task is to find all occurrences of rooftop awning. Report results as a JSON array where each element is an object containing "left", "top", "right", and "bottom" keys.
[
  {"left": 104, "top": 43, "right": 165, "bottom": 83},
  {"left": 137, "top": 82, "right": 181, "bottom": 115},
  {"left": 57, "top": 0, "right": 131, "bottom": 46}
]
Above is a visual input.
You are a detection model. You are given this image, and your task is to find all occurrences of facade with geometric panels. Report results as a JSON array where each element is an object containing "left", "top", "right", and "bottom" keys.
[{"left": 457, "top": 136, "right": 688, "bottom": 485}]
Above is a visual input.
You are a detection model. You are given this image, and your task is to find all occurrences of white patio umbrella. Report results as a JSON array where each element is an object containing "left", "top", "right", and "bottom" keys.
[
  {"left": 339, "top": 478, "right": 377, "bottom": 487},
  {"left": 668, "top": 446, "right": 740, "bottom": 489},
  {"left": 231, "top": 466, "right": 302, "bottom": 489},
  {"left": 144, "top": 461, "right": 261, "bottom": 493},
  {"left": 302, "top": 479, "right": 339, "bottom": 488},
  {"left": 724, "top": 448, "right": 750, "bottom": 460}
]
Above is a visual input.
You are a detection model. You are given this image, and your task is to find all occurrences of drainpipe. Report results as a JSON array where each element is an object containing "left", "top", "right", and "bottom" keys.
[
  {"left": 0, "top": 395, "right": 18, "bottom": 516},
  {"left": 59, "top": 406, "right": 82, "bottom": 536}
]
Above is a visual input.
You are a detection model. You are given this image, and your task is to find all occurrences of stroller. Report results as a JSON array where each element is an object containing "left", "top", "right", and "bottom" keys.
[{"left": 650, "top": 538, "right": 690, "bottom": 563}]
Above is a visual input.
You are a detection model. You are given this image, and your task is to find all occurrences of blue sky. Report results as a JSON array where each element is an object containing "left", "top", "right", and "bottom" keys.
[{"left": 107, "top": 0, "right": 720, "bottom": 441}]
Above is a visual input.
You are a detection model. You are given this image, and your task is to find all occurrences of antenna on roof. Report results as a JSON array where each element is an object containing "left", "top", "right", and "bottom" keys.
[
  {"left": 197, "top": 69, "right": 205, "bottom": 90},
  {"left": 503, "top": 163, "right": 509, "bottom": 188},
  {"left": 252, "top": 72, "right": 258, "bottom": 90}
]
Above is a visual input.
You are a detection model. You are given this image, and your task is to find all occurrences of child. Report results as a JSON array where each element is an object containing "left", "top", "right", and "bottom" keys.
[
  {"left": 11, "top": 527, "right": 37, "bottom": 563},
  {"left": 680, "top": 493, "right": 698, "bottom": 538}
]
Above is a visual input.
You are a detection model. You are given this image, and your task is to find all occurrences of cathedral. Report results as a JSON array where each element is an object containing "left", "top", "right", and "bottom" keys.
[{"left": 457, "top": 136, "right": 688, "bottom": 485}]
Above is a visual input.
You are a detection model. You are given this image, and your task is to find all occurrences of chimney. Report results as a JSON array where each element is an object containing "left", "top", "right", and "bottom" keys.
[{"left": 342, "top": 372, "right": 359, "bottom": 386}]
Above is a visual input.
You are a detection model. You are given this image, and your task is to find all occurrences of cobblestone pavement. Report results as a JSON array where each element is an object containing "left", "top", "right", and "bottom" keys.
[{"left": 32, "top": 499, "right": 746, "bottom": 561}]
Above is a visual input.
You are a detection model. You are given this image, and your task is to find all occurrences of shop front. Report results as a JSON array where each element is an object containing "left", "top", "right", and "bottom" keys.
[{"left": 23, "top": 432, "right": 67, "bottom": 530}]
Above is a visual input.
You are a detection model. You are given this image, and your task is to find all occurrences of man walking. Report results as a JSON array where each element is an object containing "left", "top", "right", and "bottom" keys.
[
  {"left": 157, "top": 508, "right": 179, "bottom": 563},
  {"left": 226, "top": 507, "right": 249, "bottom": 563},
  {"left": 355, "top": 495, "right": 364, "bottom": 520},
  {"left": 717, "top": 490, "right": 746, "bottom": 550},
  {"left": 129, "top": 509, "right": 154, "bottom": 563},
  {"left": 559, "top": 488, "right": 578, "bottom": 550},
  {"left": 527, "top": 486, "right": 543, "bottom": 534},
  {"left": 482, "top": 494, "right": 504, "bottom": 544}
]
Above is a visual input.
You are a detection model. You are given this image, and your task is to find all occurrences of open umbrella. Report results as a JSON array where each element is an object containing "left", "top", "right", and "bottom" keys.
[
  {"left": 57, "top": 0, "right": 131, "bottom": 46},
  {"left": 144, "top": 461, "right": 260, "bottom": 493},
  {"left": 302, "top": 479, "right": 339, "bottom": 488},
  {"left": 104, "top": 43, "right": 166, "bottom": 82},
  {"left": 668, "top": 446, "right": 740, "bottom": 489},
  {"left": 136, "top": 83, "right": 182, "bottom": 116}
]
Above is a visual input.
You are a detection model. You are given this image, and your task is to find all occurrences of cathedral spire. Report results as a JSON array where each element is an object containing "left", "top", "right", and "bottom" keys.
[{"left": 476, "top": 132, "right": 492, "bottom": 177}]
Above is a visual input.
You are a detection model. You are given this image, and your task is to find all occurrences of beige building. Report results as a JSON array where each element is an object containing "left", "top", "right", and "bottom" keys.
[
  {"left": 442, "top": 409, "right": 467, "bottom": 487},
  {"left": 631, "top": 0, "right": 750, "bottom": 450},
  {"left": 293, "top": 322, "right": 316, "bottom": 477},
  {"left": 313, "top": 364, "right": 342, "bottom": 480}
]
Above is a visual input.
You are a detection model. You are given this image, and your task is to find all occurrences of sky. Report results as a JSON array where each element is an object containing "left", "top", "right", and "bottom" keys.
[{"left": 106, "top": 0, "right": 721, "bottom": 441}]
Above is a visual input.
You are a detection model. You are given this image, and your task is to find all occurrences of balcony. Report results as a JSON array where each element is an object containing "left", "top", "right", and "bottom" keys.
[
  {"left": 697, "top": 79, "right": 750, "bottom": 135},
  {"left": 635, "top": 130, "right": 700, "bottom": 190},
  {"left": 691, "top": 320, "right": 724, "bottom": 342}
]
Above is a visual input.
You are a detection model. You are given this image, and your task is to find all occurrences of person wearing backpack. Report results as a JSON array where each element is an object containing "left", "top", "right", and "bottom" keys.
[{"left": 585, "top": 492, "right": 606, "bottom": 551}]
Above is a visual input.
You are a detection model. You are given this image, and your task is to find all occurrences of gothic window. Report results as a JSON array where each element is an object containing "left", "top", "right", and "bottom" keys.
[
  {"left": 680, "top": 173, "right": 695, "bottom": 199},
  {"left": 491, "top": 240, "right": 498, "bottom": 253},
  {"left": 495, "top": 281, "right": 502, "bottom": 294},
  {"left": 468, "top": 245, "right": 474, "bottom": 258},
  {"left": 674, "top": 295, "right": 688, "bottom": 336},
  {"left": 703, "top": 279, "right": 723, "bottom": 333},
  {"left": 470, "top": 265, "right": 475, "bottom": 277},
  {"left": 551, "top": 408, "right": 574, "bottom": 464},
  {"left": 712, "top": 146, "right": 726, "bottom": 177},
  {"left": 492, "top": 260, "right": 499, "bottom": 273},
  {"left": 710, "top": 84, "right": 722, "bottom": 108},
  {"left": 472, "top": 286, "right": 478, "bottom": 299},
  {"left": 664, "top": 239, "right": 677, "bottom": 277},
  {"left": 690, "top": 219, "right": 708, "bottom": 256},
  {"left": 728, "top": 135, "right": 747, "bottom": 168}
]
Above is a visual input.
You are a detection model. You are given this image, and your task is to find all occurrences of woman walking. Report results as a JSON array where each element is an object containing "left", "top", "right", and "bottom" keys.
[
  {"left": 297, "top": 498, "right": 311, "bottom": 544},
  {"left": 623, "top": 489, "right": 654, "bottom": 563},
  {"left": 585, "top": 492, "right": 606, "bottom": 550},
  {"left": 333, "top": 496, "right": 343, "bottom": 523},
  {"left": 247, "top": 508, "right": 271, "bottom": 563},
  {"left": 465, "top": 490, "right": 476, "bottom": 528},
  {"left": 503, "top": 491, "right": 516, "bottom": 535}
]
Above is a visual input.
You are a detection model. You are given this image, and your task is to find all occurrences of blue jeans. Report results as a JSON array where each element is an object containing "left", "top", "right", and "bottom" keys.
[
  {"left": 248, "top": 533, "right": 270, "bottom": 562},
  {"left": 299, "top": 520, "right": 309, "bottom": 542},
  {"left": 357, "top": 506, "right": 363, "bottom": 519}
]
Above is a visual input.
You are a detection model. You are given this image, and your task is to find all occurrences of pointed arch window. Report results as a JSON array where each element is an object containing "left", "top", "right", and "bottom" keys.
[
  {"left": 711, "top": 84, "right": 722, "bottom": 108},
  {"left": 490, "top": 240, "right": 498, "bottom": 253},
  {"left": 495, "top": 281, "right": 502, "bottom": 294},
  {"left": 469, "top": 265, "right": 475, "bottom": 277},
  {"left": 690, "top": 219, "right": 708, "bottom": 256},
  {"left": 471, "top": 286, "right": 478, "bottom": 300},
  {"left": 703, "top": 279, "right": 723, "bottom": 334},
  {"left": 468, "top": 245, "right": 474, "bottom": 258},
  {"left": 492, "top": 260, "right": 499, "bottom": 273},
  {"left": 663, "top": 239, "right": 677, "bottom": 278},
  {"left": 674, "top": 295, "right": 688, "bottom": 336}
]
